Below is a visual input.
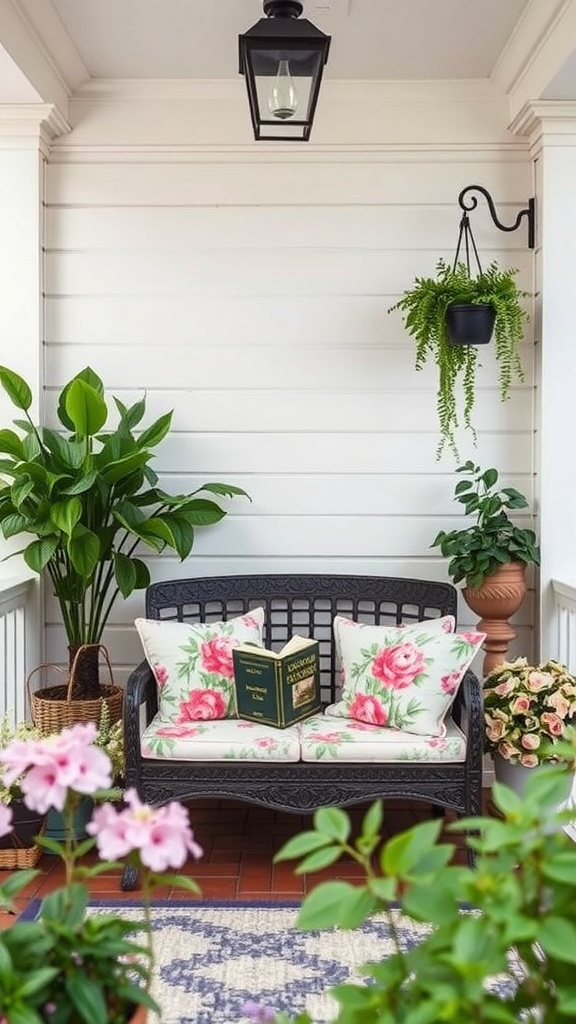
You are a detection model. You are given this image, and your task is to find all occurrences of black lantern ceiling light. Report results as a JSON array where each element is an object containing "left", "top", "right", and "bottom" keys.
[{"left": 239, "top": 1, "right": 331, "bottom": 141}]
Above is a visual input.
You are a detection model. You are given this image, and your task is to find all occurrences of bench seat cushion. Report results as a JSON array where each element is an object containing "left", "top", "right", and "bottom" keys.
[
  {"left": 299, "top": 713, "right": 467, "bottom": 762},
  {"left": 140, "top": 715, "right": 301, "bottom": 762}
]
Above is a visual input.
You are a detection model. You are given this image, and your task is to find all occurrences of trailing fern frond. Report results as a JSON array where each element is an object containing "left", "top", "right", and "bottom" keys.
[{"left": 388, "top": 259, "right": 530, "bottom": 459}]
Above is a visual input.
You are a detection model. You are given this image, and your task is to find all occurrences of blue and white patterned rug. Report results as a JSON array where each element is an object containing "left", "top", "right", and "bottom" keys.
[{"left": 22, "top": 899, "right": 521, "bottom": 1023}]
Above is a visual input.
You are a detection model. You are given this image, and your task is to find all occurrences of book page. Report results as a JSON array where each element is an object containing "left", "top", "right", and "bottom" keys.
[{"left": 234, "top": 635, "right": 315, "bottom": 659}]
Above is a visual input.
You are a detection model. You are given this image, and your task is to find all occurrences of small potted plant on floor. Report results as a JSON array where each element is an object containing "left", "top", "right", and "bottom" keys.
[
  {"left": 388, "top": 259, "right": 529, "bottom": 459},
  {"left": 0, "top": 365, "right": 249, "bottom": 717},
  {"left": 483, "top": 657, "right": 576, "bottom": 792},
  {"left": 0, "top": 716, "right": 44, "bottom": 867}
]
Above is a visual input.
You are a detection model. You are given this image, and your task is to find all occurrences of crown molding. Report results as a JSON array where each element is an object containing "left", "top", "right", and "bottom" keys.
[
  {"left": 511, "top": 99, "right": 576, "bottom": 146},
  {"left": 0, "top": 103, "right": 70, "bottom": 155}
]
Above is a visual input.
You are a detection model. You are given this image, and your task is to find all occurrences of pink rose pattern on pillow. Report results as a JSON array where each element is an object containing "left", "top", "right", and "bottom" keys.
[
  {"left": 135, "top": 609, "right": 265, "bottom": 722},
  {"left": 329, "top": 618, "right": 485, "bottom": 736}
]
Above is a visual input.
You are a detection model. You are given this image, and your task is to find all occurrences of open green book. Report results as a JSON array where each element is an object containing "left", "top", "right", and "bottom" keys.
[{"left": 232, "top": 636, "right": 321, "bottom": 728}]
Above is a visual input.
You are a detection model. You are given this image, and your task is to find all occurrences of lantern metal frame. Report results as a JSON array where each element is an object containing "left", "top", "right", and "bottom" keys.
[{"left": 239, "top": 0, "right": 331, "bottom": 142}]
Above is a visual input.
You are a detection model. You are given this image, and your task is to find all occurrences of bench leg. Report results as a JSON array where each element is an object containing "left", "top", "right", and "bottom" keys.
[{"left": 121, "top": 864, "right": 139, "bottom": 891}]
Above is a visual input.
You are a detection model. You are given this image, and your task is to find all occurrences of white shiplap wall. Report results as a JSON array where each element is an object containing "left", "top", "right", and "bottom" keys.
[{"left": 42, "top": 81, "right": 536, "bottom": 680}]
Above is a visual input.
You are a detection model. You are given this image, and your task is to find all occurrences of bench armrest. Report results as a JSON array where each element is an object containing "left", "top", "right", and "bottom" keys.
[
  {"left": 123, "top": 659, "right": 158, "bottom": 791},
  {"left": 453, "top": 669, "right": 483, "bottom": 735}
]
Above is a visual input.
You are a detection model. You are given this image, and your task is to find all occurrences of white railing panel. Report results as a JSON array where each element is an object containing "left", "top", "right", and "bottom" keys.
[
  {"left": 552, "top": 579, "right": 576, "bottom": 672},
  {"left": 0, "top": 572, "right": 38, "bottom": 728}
]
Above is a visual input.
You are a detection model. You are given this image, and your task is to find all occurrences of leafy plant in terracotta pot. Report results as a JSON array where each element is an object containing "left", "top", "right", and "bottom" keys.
[
  {"left": 430, "top": 461, "right": 540, "bottom": 672},
  {"left": 388, "top": 259, "right": 529, "bottom": 459},
  {"left": 0, "top": 365, "right": 249, "bottom": 701},
  {"left": 431, "top": 461, "right": 540, "bottom": 589}
]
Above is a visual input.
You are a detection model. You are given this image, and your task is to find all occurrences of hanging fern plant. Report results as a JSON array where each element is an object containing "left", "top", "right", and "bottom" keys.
[{"left": 388, "top": 259, "right": 529, "bottom": 459}]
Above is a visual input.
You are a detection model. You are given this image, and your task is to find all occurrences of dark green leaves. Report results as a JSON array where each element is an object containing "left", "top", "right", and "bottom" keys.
[
  {"left": 0, "top": 364, "right": 249, "bottom": 646},
  {"left": 0, "top": 366, "right": 33, "bottom": 410}
]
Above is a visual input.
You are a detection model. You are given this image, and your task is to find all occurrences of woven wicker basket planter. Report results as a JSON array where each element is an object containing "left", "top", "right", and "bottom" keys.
[
  {"left": 0, "top": 802, "right": 45, "bottom": 869},
  {"left": 27, "top": 645, "right": 123, "bottom": 737}
]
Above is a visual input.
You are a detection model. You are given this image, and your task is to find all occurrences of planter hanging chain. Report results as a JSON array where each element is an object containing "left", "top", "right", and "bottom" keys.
[
  {"left": 456, "top": 184, "right": 536, "bottom": 250},
  {"left": 453, "top": 208, "right": 483, "bottom": 276}
]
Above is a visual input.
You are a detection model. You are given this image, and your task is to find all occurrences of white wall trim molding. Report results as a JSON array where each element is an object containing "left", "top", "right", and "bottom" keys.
[
  {"left": 492, "top": 0, "right": 576, "bottom": 114},
  {"left": 511, "top": 100, "right": 576, "bottom": 149},
  {"left": 48, "top": 143, "right": 531, "bottom": 163},
  {"left": 0, "top": 102, "right": 70, "bottom": 156}
]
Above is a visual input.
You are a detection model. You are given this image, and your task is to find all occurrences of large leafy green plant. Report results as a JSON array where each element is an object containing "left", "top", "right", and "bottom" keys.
[
  {"left": 0, "top": 366, "right": 248, "bottom": 694},
  {"left": 388, "top": 259, "right": 529, "bottom": 459},
  {"left": 431, "top": 460, "right": 540, "bottom": 588},
  {"left": 268, "top": 743, "right": 576, "bottom": 1024}
]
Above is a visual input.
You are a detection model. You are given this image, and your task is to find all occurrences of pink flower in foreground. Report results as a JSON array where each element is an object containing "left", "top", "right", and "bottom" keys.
[
  {"left": 372, "top": 642, "right": 425, "bottom": 691},
  {"left": 521, "top": 733, "right": 541, "bottom": 751},
  {"left": 177, "top": 688, "right": 227, "bottom": 721},
  {"left": 0, "top": 804, "right": 12, "bottom": 838},
  {"left": 520, "top": 753, "right": 539, "bottom": 768},
  {"left": 0, "top": 722, "right": 112, "bottom": 814},
  {"left": 88, "top": 788, "right": 203, "bottom": 872},
  {"left": 200, "top": 636, "right": 235, "bottom": 678}
]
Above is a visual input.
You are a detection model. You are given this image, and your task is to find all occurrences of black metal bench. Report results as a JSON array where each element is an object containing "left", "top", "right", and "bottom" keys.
[{"left": 122, "top": 574, "right": 483, "bottom": 888}]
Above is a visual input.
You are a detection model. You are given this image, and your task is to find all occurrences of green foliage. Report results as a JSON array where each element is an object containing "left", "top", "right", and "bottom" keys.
[
  {"left": 430, "top": 460, "right": 540, "bottom": 588},
  {"left": 0, "top": 366, "right": 249, "bottom": 647},
  {"left": 271, "top": 739, "right": 576, "bottom": 1024},
  {"left": 388, "top": 259, "right": 529, "bottom": 459},
  {"left": 0, "top": 784, "right": 202, "bottom": 1024}
]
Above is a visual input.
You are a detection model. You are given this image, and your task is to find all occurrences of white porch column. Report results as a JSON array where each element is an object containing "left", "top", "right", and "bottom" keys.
[
  {"left": 511, "top": 102, "right": 576, "bottom": 665},
  {"left": 0, "top": 104, "right": 69, "bottom": 682}
]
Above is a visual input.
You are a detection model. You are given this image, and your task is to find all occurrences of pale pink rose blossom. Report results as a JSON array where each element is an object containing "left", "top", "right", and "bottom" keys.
[
  {"left": 0, "top": 804, "right": 12, "bottom": 838},
  {"left": 540, "top": 712, "right": 564, "bottom": 737},
  {"left": 493, "top": 679, "right": 515, "bottom": 698},
  {"left": 485, "top": 717, "right": 506, "bottom": 742},
  {"left": 349, "top": 693, "right": 388, "bottom": 726},
  {"left": 510, "top": 696, "right": 531, "bottom": 715},
  {"left": 177, "top": 688, "right": 227, "bottom": 721},
  {"left": 527, "top": 671, "right": 552, "bottom": 692},
  {"left": 521, "top": 733, "right": 541, "bottom": 750},
  {"left": 498, "top": 740, "right": 520, "bottom": 762},
  {"left": 520, "top": 753, "right": 539, "bottom": 768},
  {"left": 371, "top": 642, "right": 425, "bottom": 691},
  {"left": 546, "top": 692, "right": 570, "bottom": 718},
  {"left": 200, "top": 636, "right": 235, "bottom": 678}
]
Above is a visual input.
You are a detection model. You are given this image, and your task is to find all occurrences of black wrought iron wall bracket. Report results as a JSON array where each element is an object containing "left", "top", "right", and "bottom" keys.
[{"left": 457, "top": 184, "right": 535, "bottom": 250}]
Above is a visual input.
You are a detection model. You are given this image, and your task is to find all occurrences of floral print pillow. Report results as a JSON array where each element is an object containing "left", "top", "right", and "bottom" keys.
[
  {"left": 135, "top": 609, "right": 265, "bottom": 722},
  {"left": 328, "top": 618, "right": 484, "bottom": 736}
]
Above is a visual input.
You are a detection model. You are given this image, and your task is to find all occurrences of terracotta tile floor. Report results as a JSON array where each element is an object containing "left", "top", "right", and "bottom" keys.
[{"left": 0, "top": 795, "right": 482, "bottom": 926}]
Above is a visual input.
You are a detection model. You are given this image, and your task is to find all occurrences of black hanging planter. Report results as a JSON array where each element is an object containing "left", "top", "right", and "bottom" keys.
[{"left": 446, "top": 302, "right": 496, "bottom": 346}]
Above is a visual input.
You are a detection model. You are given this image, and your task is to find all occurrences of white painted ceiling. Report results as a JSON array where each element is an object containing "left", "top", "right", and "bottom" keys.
[{"left": 15, "top": 0, "right": 530, "bottom": 85}]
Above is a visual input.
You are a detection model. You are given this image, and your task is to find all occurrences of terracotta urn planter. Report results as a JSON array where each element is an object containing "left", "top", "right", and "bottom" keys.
[{"left": 463, "top": 561, "right": 527, "bottom": 675}]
